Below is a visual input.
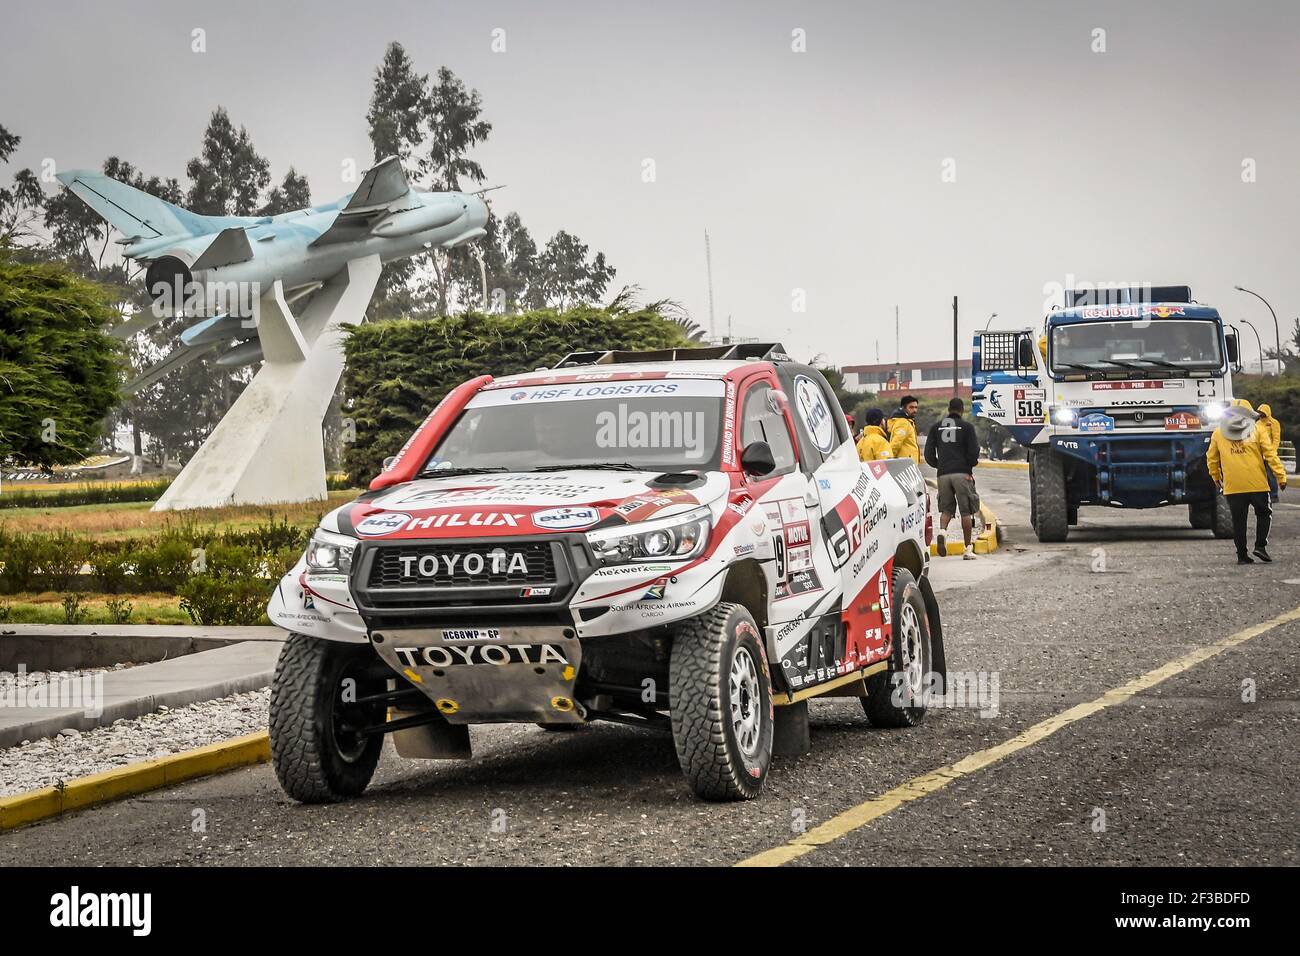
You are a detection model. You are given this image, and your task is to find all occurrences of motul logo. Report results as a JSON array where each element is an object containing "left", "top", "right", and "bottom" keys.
[{"left": 398, "top": 551, "right": 529, "bottom": 578}]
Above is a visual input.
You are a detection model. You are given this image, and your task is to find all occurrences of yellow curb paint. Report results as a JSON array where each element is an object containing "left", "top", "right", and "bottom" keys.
[
  {"left": 0, "top": 731, "right": 270, "bottom": 832},
  {"left": 736, "top": 604, "right": 1300, "bottom": 867},
  {"left": 976, "top": 460, "right": 1029, "bottom": 471}
]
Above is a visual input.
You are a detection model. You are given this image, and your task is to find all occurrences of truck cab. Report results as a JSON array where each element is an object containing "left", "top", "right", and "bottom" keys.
[{"left": 972, "top": 287, "right": 1240, "bottom": 541}]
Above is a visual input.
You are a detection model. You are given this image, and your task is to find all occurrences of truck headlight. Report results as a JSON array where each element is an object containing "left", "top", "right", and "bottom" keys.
[
  {"left": 1200, "top": 402, "right": 1226, "bottom": 422},
  {"left": 1052, "top": 407, "right": 1077, "bottom": 425},
  {"left": 587, "top": 507, "right": 711, "bottom": 564},
  {"left": 305, "top": 529, "right": 356, "bottom": 573}
]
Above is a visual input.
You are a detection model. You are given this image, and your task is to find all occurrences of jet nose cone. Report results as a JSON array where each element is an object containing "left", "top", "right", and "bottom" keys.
[{"left": 466, "top": 195, "right": 489, "bottom": 229}]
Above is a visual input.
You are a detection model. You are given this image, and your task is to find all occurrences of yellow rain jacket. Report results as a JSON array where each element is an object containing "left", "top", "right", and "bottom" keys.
[
  {"left": 887, "top": 415, "right": 921, "bottom": 465},
  {"left": 856, "top": 425, "right": 893, "bottom": 462},
  {"left": 1257, "top": 403, "right": 1281, "bottom": 453},
  {"left": 1207, "top": 415, "right": 1286, "bottom": 495}
]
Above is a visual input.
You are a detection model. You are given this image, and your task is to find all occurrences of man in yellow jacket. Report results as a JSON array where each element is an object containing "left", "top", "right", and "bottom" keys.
[
  {"left": 856, "top": 408, "right": 893, "bottom": 461},
  {"left": 1207, "top": 401, "right": 1287, "bottom": 564},
  {"left": 1257, "top": 402, "right": 1283, "bottom": 502},
  {"left": 887, "top": 395, "right": 921, "bottom": 465}
]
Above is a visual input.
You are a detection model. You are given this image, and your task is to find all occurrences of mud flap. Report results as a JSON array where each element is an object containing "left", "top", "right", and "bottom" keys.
[
  {"left": 918, "top": 573, "right": 946, "bottom": 685},
  {"left": 772, "top": 700, "right": 811, "bottom": 756}
]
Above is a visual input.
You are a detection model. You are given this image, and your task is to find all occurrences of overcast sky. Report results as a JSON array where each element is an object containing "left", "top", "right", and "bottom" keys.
[{"left": 3, "top": 0, "right": 1298, "bottom": 366}]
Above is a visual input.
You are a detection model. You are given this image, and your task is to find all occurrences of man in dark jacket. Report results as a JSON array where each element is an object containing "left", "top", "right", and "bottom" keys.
[{"left": 925, "top": 397, "right": 981, "bottom": 559}]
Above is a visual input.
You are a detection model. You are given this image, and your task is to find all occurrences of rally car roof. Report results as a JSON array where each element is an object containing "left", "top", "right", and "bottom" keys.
[
  {"left": 1047, "top": 302, "right": 1221, "bottom": 325},
  {"left": 490, "top": 359, "right": 762, "bottom": 387}
]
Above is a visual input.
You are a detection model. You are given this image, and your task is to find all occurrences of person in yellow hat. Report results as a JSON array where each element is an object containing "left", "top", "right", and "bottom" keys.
[
  {"left": 887, "top": 395, "right": 921, "bottom": 465},
  {"left": 1207, "top": 401, "right": 1286, "bottom": 564},
  {"left": 1257, "top": 402, "right": 1283, "bottom": 502},
  {"left": 856, "top": 408, "right": 893, "bottom": 461}
]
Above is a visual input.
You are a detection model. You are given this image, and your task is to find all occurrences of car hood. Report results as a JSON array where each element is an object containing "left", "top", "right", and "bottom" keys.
[{"left": 328, "top": 469, "right": 729, "bottom": 540}]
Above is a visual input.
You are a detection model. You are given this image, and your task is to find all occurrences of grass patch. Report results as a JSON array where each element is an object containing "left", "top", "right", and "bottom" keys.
[
  {"left": 0, "top": 491, "right": 360, "bottom": 543},
  {"left": 0, "top": 592, "right": 197, "bottom": 625}
]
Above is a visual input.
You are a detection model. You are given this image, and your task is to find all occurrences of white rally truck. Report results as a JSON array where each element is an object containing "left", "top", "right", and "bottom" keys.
[
  {"left": 267, "top": 344, "right": 945, "bottom": 802},
  {"left": 972, "top": 286, "right": 1241, "bottom": 541}
]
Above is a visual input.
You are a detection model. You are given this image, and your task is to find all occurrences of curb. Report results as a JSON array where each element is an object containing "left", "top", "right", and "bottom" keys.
[
  {"left": 0, "top": 731, "right": 270, "bottom": 832},
  {"left": 976, "top": 460, "right": 1029, "bottom": 471}
]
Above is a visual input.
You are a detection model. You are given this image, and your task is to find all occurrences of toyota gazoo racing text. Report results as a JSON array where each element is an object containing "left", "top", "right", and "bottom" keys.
[{"left": 267, "top": 343, "right": 945, "bottom": 802}]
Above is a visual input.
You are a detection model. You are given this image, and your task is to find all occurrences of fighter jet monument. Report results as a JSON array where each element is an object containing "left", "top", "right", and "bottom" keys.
[{"left": 57, "top": 157, "right": 488, "bottom": 510}]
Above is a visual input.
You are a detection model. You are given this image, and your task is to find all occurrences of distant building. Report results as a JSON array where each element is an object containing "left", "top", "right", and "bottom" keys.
[{"left": 842, "top": 359, "right": 972, "bottom": 400}]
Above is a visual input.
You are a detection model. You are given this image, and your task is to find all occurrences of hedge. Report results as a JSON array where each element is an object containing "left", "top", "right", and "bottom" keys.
[
  {"left": 0, "top": 479, "right": 173, "bottom": 510},
  {"left": 1233, "top": 375, "right": 1300, "bottom": 438},
  {"left": 340, "top": 308, "right": 695, "bottom": 485}
]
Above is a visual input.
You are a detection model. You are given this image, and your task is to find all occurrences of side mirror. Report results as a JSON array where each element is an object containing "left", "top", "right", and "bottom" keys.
[
  {"left": 1225, "top": 332, "right": 1239, "bottom": 365},
  {"left": 740, "top": 440, "right": 776, "bottom": 477},
  {"left": 1017, "top": 336, "right": 1036, "bottom": 369},
  {"left": 382, "top": 455, "right": 398, "bottom": 472}
]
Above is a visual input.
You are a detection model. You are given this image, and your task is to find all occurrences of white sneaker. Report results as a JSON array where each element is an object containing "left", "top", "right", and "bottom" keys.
[
  {"left": 936, "top": 529, "right": 947, "bottom": 556},
  {"left": 963, "top": 544, "right": 976, "bottom": 560}
]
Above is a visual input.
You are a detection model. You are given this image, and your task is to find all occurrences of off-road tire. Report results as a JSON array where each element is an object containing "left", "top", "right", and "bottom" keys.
[
  {"left": 863, "top": 567, "right": 933, "bottom": 728},
  {"left": 270, "top": 633, "right": 385, "bottom": 803},
  {"left": 1210, "top": 492, "right": 1234, "bottom": 539},
  {"left": 1189, "top": 500, "right": 1213, "bottom": 530},
  {"left": 669, "top": 602, "right": 773, "bottom": 801},
  {"left": 1031, "top": 448, "right": 1069, "bottom": 542}
]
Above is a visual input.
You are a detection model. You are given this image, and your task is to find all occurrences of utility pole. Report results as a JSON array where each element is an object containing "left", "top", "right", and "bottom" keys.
[
  {"left": 952, "top": 295, "right": 959, "bottom": 396},
  {"left": 704, "top": 230, "right": 716, "bottom": 341},
  {"left": 895, "top": 305, "right": 900, "bottom": 365},
  {"left": 1234, "top": 286, "right": 1281, "bottom": 374}
]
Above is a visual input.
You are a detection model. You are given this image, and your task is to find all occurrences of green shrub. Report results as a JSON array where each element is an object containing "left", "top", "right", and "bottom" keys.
[
  {"left": 202, "top": 542, "right": 262, "bottom": 578},
  {"left": 0, "top": 478, "right": 173, "bottom": 510},
  {"left": 89, "top": 543, "right": 131, "bottom": 593},
  {"left": 265, "top": 545, "right": 302, "bottom": 579},
  {"left": 221, "top": 514, "right": 308, "bottom": 553},
  {"left": 37, "top": 530, "right": 91, "bottom": 591},
  {"left": 61, "top": 593, "right": 88, "bottom": 625},
  {"left": 0, "top": 531, "right": 40, "bottom": 593},
  {"left": 104, "top": 597, "right": 134, "bottom": 623},
  {"left": 177, "top": 576, "right": 272, "bottom": 626},
  {"left": 134, "top": 538, "right": 195, "bottom": 591},
  {"left": 341, "top": 308, "right": 695, "bottom": 485}
]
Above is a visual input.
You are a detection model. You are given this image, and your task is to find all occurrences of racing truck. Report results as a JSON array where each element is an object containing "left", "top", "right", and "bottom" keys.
[
  {"left": 972, "top": 286, "right": 1241, "bottom": 542},
  {"left": 267, "top": 343, "right": 945, "bottom": 802}
]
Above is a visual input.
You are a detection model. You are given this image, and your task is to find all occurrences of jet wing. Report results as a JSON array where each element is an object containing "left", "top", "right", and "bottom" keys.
[
  {"left": 310, "top": 156, "right": 415, "bottom": 247},
  {"left": 192, "top": 226, "right": 254, "bottom": 270}
]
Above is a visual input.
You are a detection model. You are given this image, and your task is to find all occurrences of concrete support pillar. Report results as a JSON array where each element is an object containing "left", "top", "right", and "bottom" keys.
[{"left": 152, "top": 254, "right": 381, "bottom": 511}]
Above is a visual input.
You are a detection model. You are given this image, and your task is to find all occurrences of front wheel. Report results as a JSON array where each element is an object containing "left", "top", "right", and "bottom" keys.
[
  {"left": 669, "top": 602, "right": 773, "bottom": 801},
  {"left": 863, "top": 567, "right": 933, "bottom": 728},
  {"left": 1030, "top": 448, "right": 1069, "bottom": 542},
  {"left": 1210, "top": 492, "right": 1234, "bottom": 539},
  {"left": 270, "top": 633, "right": 386, "bottom": 803}
]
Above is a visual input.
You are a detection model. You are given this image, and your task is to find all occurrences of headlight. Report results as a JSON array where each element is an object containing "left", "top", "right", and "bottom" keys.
[
  {"left": 586, "top": 506, "right": 711, "bottom": 564},
  {"left": 1052, "top": 407, "right": 1077, "bottom": 425},
  {"left": 1200, "top": 402, "right": 1227, "bottom": 422},
  {"left": 305, "top": 529, "right": 357, "bottom": 573}
]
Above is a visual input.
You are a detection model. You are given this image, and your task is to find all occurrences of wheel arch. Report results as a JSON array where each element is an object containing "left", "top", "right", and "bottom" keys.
[
  {"left": 717, "top": 559, "right": 769, "bottom": 632},
  {"left": 893, "top": 537, "right": 926, "bottom": 582}
]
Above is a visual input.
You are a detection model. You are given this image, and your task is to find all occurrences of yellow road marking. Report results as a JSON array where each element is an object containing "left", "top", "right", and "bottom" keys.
[{"left": 737, "top": 604, "right": 1300, "bottom": 867}]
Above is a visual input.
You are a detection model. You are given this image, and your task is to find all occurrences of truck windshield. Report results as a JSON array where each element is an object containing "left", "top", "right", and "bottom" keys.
[
  {"left": 1050, "top": 320, "right": 1222, "bottom": 373},
  {"left": 422, "top": 380, "right": 726, "bottom": 473}
]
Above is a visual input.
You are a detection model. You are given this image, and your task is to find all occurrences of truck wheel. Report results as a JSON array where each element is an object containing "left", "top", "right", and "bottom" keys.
[
  {"left": 863, "top": 567, "right": 932, "bottom": 728},
  {"left": 1031, "top": 448, "right": 1069, "bottom": 542},
  {"left": 669, "top": 602, "right": 773, "bottom": 801},
  {"left": 270, "top": 633, "right": 385, "bottom": 804},
  {"left": 1189, "top": 501, "right": 1213, "bottom": 530},
  {"left": 1210, "top": 493, "right": 1234, "bottom": 539}
]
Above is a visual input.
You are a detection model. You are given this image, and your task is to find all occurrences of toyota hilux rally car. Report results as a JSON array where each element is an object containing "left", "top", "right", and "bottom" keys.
[{"left": 267, "top": 343, "right": 946, "bottom": 802}]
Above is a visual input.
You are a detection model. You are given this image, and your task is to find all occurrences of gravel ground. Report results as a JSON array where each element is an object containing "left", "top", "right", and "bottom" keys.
[
  {"left": 0, "top": 663, "right": 135, "bottom": 687},
  {"left": 0, "top": 687, "right": 268, "bottom": 797}
]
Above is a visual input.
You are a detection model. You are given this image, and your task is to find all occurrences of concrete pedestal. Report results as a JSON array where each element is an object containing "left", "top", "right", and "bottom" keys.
[{"left": 153, "top": 255, "right": 381, "bottom": 510}]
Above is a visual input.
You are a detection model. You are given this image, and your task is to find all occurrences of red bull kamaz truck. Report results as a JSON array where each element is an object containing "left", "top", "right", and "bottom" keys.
[{"left": 972, "top": 286, "right": 1241, "bottom": 541}]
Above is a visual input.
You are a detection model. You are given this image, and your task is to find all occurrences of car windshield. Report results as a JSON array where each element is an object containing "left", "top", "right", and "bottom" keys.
[
  {"left": 423, "top": 379, "right": 726, "bottom": 473},
  {"left": 1050, "top": 319, "right": 1222, "bottom": 373}
]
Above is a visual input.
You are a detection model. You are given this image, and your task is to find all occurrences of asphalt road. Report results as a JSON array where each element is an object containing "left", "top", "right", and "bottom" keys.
[{"left": 3, "top": 467, "right": 1296, "bottom": 866}]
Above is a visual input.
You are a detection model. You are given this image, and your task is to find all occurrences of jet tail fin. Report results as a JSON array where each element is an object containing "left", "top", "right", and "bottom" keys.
[{"left": 55, "top": 170, "right": 214, "bottom": 242}]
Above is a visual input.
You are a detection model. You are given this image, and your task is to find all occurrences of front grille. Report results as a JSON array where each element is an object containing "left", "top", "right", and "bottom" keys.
[
  {"left": 352, "top": 535, "right": 596, "bottom": 620},
  {"left": 367, "top": 541, "right": 556, "bottom": 588},
  {"left": 1106, "top": 406, "right": 1175, "bottom": 429}
]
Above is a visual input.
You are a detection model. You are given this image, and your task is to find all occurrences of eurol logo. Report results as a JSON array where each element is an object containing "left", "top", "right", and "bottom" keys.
[
  {"left": 531, "top": 506, "right": 601, "bottom": 530},
  {"left": 355, "top": 511, "right": 413, "bottom": 536},
  {"left": 510, "top": 391, "right": 528, "bottom": 401}
]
